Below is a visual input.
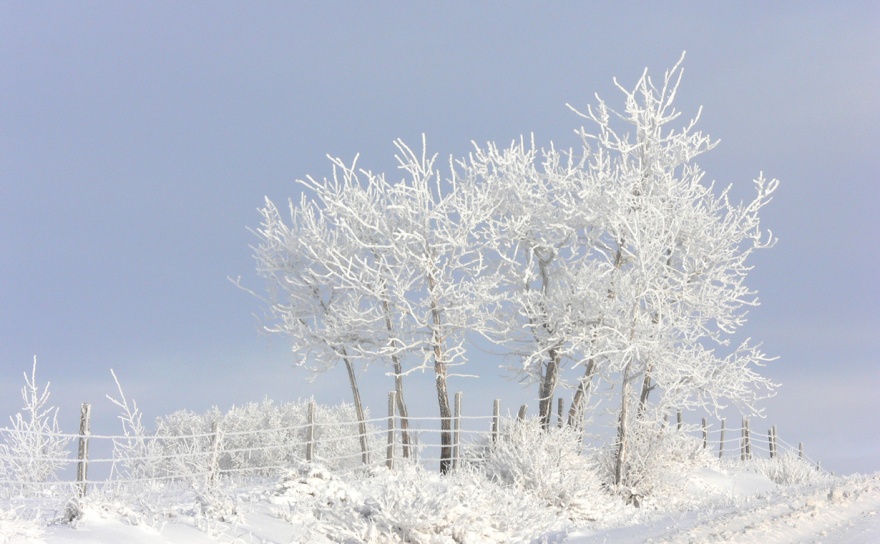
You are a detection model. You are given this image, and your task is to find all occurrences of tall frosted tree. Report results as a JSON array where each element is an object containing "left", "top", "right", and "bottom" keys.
[
  {"left": 565, "top": 55, "right": 779, "bottom": 486},
  {"left": 255, "top": 137, "right": 488, "bottom": 472},
  {"left": 373, "top": 138, "right": 490, "bottom": 473}
]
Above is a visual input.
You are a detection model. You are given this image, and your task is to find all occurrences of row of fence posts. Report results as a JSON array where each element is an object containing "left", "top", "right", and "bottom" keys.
[
  {"left": 712, "top": 416, "right": 803, "bottom": 463},
  {"left": 382, "top": 398, "right": 817, "bottom": 471},
  {"left": 656, "top": 411, "right": 805, "bottom": 465},
  {"left": 69, "top": 397, "right": 818, "bottom": 499}
]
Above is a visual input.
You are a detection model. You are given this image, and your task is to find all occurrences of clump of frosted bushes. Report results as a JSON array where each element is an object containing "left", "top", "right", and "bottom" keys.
[
  {"left": 274, "top": 462, "right": 569, "bottom": 543},
  {"left": 269, "top": 417, "right": 635, "bottom": 542},
  {"left": 590, "top": 415, "right": 724, "bottom": 509},
  {"left": 745, "top": 452, "right": 830, "bottom": 487},
  {"left": 466, "top": 417, "right": 609, "bottom": 521},
  {"left": 110, "top": 397, "right": 382, "bottom": 486}
]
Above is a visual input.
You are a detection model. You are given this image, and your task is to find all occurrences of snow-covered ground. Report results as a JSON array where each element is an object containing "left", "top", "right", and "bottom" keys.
[
  {"left": 2, "top": 394, "right": 875, "bottom": 543},
  {"left": 3, "top": 468, "right": 877, "bottom": 543},
  {"left": 567, "top": 471, "right": 880, "bottom": 543}
]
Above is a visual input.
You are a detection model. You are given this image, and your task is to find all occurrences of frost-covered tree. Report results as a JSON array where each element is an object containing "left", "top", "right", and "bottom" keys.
[
  {"left": 291, "top": 154, "right": 419, "bottom": 458},
  {"left": 252, "top": 193, "right": 376, "bottom": 463},
  {"left": 565, "top": 55, "right": 778, "bottom": 486},
  {"left": 362, "top": 138, "right": 489, "bottom": 473},
  {"left": 254, "top": 137, "right": 488, "bottom": 472},
  {"left": 0, "top": 357, "right": 71, "bottom": 496},
  {"left": 462, "top": 138, "right": 607, "bottom": 429}
]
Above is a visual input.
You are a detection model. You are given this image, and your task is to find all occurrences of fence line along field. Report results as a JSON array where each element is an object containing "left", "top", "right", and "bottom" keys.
[
  {"left": 0, "top": 360, "right": 864, "bottom": 544},
  {"left": 1, "top": 379, "right": 822, "bottom": 501}
]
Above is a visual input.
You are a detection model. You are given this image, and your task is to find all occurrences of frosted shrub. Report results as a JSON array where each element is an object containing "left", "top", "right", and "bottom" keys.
[
  {"left": 307, "top": 402, "right": 380, "bottom": 470},
  {"left": 134, "top": 399, "right": 380, "bottom": 484},
  {"left": 358, "top": 466, "right": 568, "bottom": 543},
  {"left": 151, "top": 407, "right": 221, "bottom": 482},
  {"left": 749, "top": 452, "right": 829, "bottom": 486},
  {"left": 0, "top": 507, "right": 42, "bottom": 542},
  {"left": 275, "top": 463, "right": 567, "bottom": 543},
  {"left": 218, "top": 400, "right": 380, "bottom": 474},
  {"left": 0, "top": 358, "right": 71, "bottom": 497},
  {"left": 219, "top": 399, "right": 295, "bottom": 474},
  {"left": 466, "top": 417, "right": 606, "bottom": 521},
  {"left": 107, "top": 370, "right": 165, "bottom": 486},
  {"left": 597, "top": 417, "right": 715, "bottom": 504}
]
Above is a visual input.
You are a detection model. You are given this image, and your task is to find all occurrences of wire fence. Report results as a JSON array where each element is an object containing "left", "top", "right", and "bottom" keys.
[
  {"left": 687, "top": 417, "right": 822, "bottom": 469},
  {"left": 0, "top": 394, "right": 821, "bottom": 505}
]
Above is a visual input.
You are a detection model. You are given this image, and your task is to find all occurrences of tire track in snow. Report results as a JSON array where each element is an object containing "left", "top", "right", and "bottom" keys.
[
  {"left": 567, "top": 474, "right": 880, "bottom": 543},
  {"left": 651, "top": 475, "right": 880, "bottom": 543}
]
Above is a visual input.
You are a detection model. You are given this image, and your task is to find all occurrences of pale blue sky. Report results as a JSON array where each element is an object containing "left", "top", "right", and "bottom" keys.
[{"left": 2, "top": 2, "right": 878, "bottom": 474}]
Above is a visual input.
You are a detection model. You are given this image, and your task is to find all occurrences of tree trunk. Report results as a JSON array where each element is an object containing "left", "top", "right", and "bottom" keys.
[
  {"left": 392, "top": 363, "right": 412, "bottom": 459},
  {"left": 341, "top": 353, "right": 370, "bottom": 465},
  {"left": 428, "top": 271, "right": 453, "bottom": 474},
  {"left": 637, "top": 313, "right": 660, "bottom": 419},
  {"left": 435, "top": 359, "right": 452, "bottom": 474},
  {"left": 534, "top": 253, "right": 562, "bottom": 430},
  {"left": 539, "top": 347, "right": 562, "bottom": 429},
  {"left": 568, "top": 358, "right": 596, "bottom": 428},
  {"left": 382, "top": 298, "right": 412, "bottom": 458},
  {"left": 636, "top": 361, "right": 654, "bottom": 420},
  {"left": 614, "top": 360, "right": 634, "bottom": 486}
]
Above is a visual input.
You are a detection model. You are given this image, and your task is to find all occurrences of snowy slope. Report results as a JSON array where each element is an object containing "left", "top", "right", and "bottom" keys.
[
  {"left": 568, "top": 473, "right": 880, "bottom": 543},
  {"left": 3, "top": 471, "right": 878, "bottom": 543}
]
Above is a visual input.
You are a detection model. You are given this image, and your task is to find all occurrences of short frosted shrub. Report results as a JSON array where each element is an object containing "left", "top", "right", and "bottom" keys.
[
  {"left": 466, "top": 417, "right": 606, "bottom": 521},
  {"left": 0, "top": 507, "right": 43, "bottom": 541},
  {"left": 305, "top": 402, "right": 382, "bottom": 471},
  {"left": 116, "top": 399, "right": 381, "bottom": 485},
  {"left": 107, "top": 370, "right": 165, "bottom": 486},
  {"left": 596, "top": 417, "right": 716, "bottom": 504},
  {"left": 218, "top": 399, "right": 380, "bottom": 473},
  {"left": 0, "top": 359, "right": 71, "bottom": 497},
  {"left": 274, "top": 462, "right": 568, "bottom": 543},
  {"left": 149, "top": 407, "right": 221, "bottom": 482},
  {"left": 749, "top": 452, "right": 829, "bottom": 486}
]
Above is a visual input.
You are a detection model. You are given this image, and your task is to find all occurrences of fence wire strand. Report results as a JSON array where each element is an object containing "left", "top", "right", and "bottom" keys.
[{"left": 0, "top": 404, "right": 823, "bottom": 492}]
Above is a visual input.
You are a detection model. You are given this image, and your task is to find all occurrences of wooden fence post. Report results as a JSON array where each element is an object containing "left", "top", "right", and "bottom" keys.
[
  {"left": 772, "top": 426, "right": 778, "bottom": 459},
  {"left": 768, "top": 426, "right": 777, "bottom": 459},
  {"left": 76, "top": 403, "right": 91, "bottom": 499},
  {"left": 719, "top": 418, "right": 725, "bottom": 459},
  {"left": 387, "top": 392, "right": 396, "bottom": 470},
  {"left": 306, "top": 400, "right": 316, "bottom": 462},
  {"left": 453, "top": 392, "right": 462, "bottom": 470},
  {"left": 517, "top": 404, "right": 527, "bottom": 421},
  {"left": 701, "top": 418, "right": 708, "bottom": 449},
  {"left": 799, "top": 442, "right": 804, "bottom": 460},
  {"left": 676, "top": 410, "right": 683, "bottom": 431},
  {"left": 492, "top": 399, "right": 500, "bottom": 443},
  {"left": 746, "top": 418, "right": 752, "bottom": 460},
  {"left": 740, "top": 417, "right": 751, "bottom": 461}
]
